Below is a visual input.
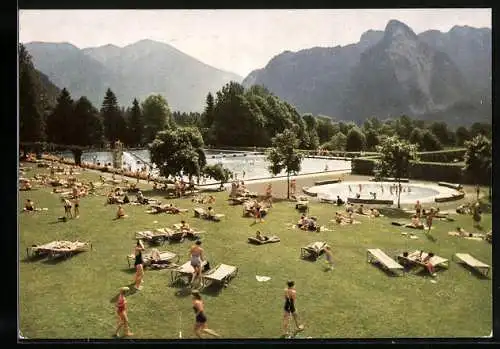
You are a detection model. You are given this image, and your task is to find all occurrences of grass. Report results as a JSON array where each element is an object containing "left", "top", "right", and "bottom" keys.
[{"left": 19, "top": 164, "right": 492, "bottom": 339}]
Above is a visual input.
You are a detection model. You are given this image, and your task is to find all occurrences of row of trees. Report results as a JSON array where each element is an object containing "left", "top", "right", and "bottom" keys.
[
  {"left": 317, "top": 115, "right": 492, "bottom": 152},
  {"left": 265, "top": 127, "right": 491, "bottom": 205}
]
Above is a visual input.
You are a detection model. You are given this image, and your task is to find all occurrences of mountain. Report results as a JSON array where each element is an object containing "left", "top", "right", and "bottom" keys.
[
  {"left": 418, "top": 25, "right": 491, "bottom": 100},
  {"left": 243, "top": 20, "right": 491, "bottom": 126},
  {"left": 25, "top": 40, "right": 242, "bottom": 111}
]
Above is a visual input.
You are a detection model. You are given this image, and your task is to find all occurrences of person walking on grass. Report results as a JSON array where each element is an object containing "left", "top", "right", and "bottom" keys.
[
  {"left": 324, "top": 246, "right": 334, "bottom": 270},
  {"left": 134, "top": 240, "right": 145, "bottom": 290},
  {"left": 282, "top": 280, "right": 304, "bottom": 338},
  {"left": 73, "top": 195, "right": 80, "bottom": 219},
  {"left": 115, "top": 287, "right": 133, "bottom": 338},
  {"left": 191, "top": 290, "right": 220, "bottom": 338},
  {"left": 189, "top": 240, "right": 204, "bottom": 288},
  {"left": 62, "top": 198, "right": 73, "bottom": 219}
]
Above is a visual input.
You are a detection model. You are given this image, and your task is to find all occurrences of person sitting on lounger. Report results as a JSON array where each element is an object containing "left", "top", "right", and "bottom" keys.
[
  {"left": 136, "top": 191, "right": 148, "bottom": 204},
  {"left": 116, "top": 205, "right": 127, "bottom": 219},
  {"left": 298, "top": 215, "right": 307, "bottom": 229},
  {"left": 421, "top": 252, "right": 436, "bottom": 277},
  {"left": 410, "top": 215, "right": 424, "bottom": 229},
  {"left": 24, "top": 199, "right": 35, "bottom": 212},
  {"left": 346, "top": 203, "right": 354, "bottom": 214},
  {"left": 207, "top": 206, "right": 215, "bottom": 220},
  {"left": 256, "top": 231, "right": 269, "bottom": 241},
  {"left": 123, "top": 194, "right": 130, "bottom": 204},
  {"left": 355, "top": 205, "right": 365, "bottom": 215},
  {"left": 180, "top": 220, "right": 191, "bottom": 233},
  {"left": 370, "top": 208, "right": 380, "bottom": 218},
  {"left": 336, "top": 196, "right": 344, "bottom": 206}
]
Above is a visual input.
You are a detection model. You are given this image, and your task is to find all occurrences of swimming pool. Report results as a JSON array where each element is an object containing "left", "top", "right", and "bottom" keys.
[
  {"left": 54, "top": 149, "right": 351, "bottom": 182},
  {"left": 306, "top": 181, "right": 460, "bottom": 204}
]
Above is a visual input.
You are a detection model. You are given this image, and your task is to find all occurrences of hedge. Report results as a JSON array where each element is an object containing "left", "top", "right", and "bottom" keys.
[
  {"left": 351, "top": 157, "right": 487, "bottom": 185},
  {"left": 417, "top": 149, "right": 466, "bottom": 163}
]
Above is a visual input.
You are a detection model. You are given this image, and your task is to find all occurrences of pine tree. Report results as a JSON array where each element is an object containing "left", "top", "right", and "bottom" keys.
[
  {"left": 203, "top": 92, "right": 215, "bottom": 128},
  {"left": 19, "top": 44, "right": 45, "bottom": 144},
  {"left": 46, "top": 88, "right": 74, "bottom": 145},
  {"left": 101, "top": 88, "right": 126, "bottom": 144},
  {"left": 128, "top": 98, "right": 144, "bottom": 147}
]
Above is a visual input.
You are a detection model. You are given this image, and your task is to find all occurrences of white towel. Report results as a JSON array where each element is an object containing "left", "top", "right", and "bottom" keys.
[{"left": 256, "top": 275, "right": 271, "bottom": 282}]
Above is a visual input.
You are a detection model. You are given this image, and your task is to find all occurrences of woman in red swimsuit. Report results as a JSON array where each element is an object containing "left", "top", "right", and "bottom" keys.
[{"left": 115, "top": 287, "right": 133, "bottom": 338}]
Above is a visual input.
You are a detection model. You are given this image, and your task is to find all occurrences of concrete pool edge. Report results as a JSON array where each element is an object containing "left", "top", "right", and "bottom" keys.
[{"left": 304, "top": 180, "right": 463, "bottom": 205}]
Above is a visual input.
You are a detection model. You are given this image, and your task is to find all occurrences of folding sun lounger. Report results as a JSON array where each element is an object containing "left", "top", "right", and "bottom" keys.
[
  {"left": 453, "top": 253, "right": 491, "bottom": 277},
  {"left": 27, "top": 240, "right": 92, "bottom": 259},
  {"left": 200, "top": 263, "right": 238, "bottom": 290},
  {"left": 127, "top": 250, "right": 179, "bottom": 268},
  {"left": 300, "top": 241, "right": 328, "bottom": 260},
  {"left": 397, "top": 250, "right": 449, "bottom": 274},
  {"left": 135, "top": 229, "right": 172, "bottom": 245},
  {"left": 170, "top": 260, "right": 209, "bottom": 285},
  {"left": 248, "top": 236, "right": 280, "bottom": 245},
  {"left": 194, "top": 207, "right": 225, "bottom": 221},
  {"left": 366, "top": 249, "right": 404, "bottom": 276}
]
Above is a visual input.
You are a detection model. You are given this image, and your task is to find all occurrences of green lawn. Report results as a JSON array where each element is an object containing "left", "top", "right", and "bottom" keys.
[{"left": 19, "top": 164, "right": 492, "bottom": 339}]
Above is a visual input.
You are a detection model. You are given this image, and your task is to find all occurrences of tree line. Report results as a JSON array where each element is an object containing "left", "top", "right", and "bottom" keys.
[{"left": 20, "top": 43, "right": 491, "bottom": 160}]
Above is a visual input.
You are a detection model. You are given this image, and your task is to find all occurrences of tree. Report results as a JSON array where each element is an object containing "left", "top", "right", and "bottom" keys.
[
  {"left": 101, "top": 88, "right": 126, "bottom": 144},
  {"left": 316, "top": 117, "right": 336, "bottom": 144},
  {"left": 19, "top": 44, "right": 45, "bottom": 148},
  {"left": 338, "top": 121, "right": 356, "bottom": 136},
  {"left": 149, "top": 127, "right": 206, "bottom": 180},
  {"left": 469, "top": 122, "right": 492, "bottom": 139},
  {"left": 394, "top": 115, "right": 413, "bottom": 139},
  {"left": 266, "top": 129, "right": 303, "bottom": 199},
  {"left": 127, "top": 98, "right": 144, "bottom": 147},
  {"left": 142, "top": 94, "right": 174, "bottom": 143},
  {"left": 346, "top": 127, "right": 366, "bottom": 151},
  {"left": 329, "top": 133, "right": 347, "bottom": 151},
  {"left": 409, "top": 128, "right": 423, "bottom": 148},
  {"left": 429, "top": 122, "right": 452, "bottom": 146},
  {"left": 70, "top": 97, "right": 104, "bottom": 165},
  {"left": 455, "top": 126, "right": 470, "bottom": 147},
  {"left": 421, "top": 130, "right": 443, "bottom": 151},
  {"left": 375, "top": 136, "right": 419, "bottom": 208},
  {"left": 463, "top": 135, "right": 492, "bottom": 199},
  {"left": 365, "top": 129, "right": 380, "bottom": 151},
  {"left": 46, "top": 88, "right": 74, "bottom": 145},
  {"left": 202, "top": 164, "right": 233, "bottom": 189},
  {"left": 202, "top": 92, "right": 215, "bottom": 128}
]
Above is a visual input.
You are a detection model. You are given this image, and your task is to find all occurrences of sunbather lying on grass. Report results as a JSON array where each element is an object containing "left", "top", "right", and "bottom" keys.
[
  {"left": 334, "top": 211, "right": 353, "bottom": 224},
  {"left": 298, "top": 215, "right": 320, "bottom": 231}
]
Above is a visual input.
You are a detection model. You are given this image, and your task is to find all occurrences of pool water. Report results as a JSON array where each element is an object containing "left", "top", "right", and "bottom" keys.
[
  {"left": 54, "top": 149, "right": 351, "bottom": 182},
  {"left": 307, "top": 181, "right": 458, "bottom": 204}
]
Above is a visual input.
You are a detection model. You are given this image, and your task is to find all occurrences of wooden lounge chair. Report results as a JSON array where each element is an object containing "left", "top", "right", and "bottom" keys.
[
  {"left": 200, "top": 263, "right": 238, "bottom": 289},
  {"left": 135, "top": 229, "right": 172, "bottom": 245},
  {"left": 453, "top": 253, "right": 491, "bottom": 277},
  {"left": 366, "top": 249, "right": 404, "bottom": 276},
  {"left": 397, "top": 250, "right": 449, "bottom": 274},
  {"left": 300, "top": 241, "right": 328, "bottom": 260},
  {"left": 127, "top": 250, "right": 179, "bottom": 268},
  {"left": 248, "top": 236, "right": 280, "bottom": 245},
  {"left": 168, "top": 231, "right": 187, "bottom": 243},
  {"left": 193, "top": 207, "right": 225, "bottom": 222},
  {"left": 27, "top": 240, "right": 92, "bottom": 259},
  {"left": 170, "top": 260, "right": 208, "bottom": 285}
]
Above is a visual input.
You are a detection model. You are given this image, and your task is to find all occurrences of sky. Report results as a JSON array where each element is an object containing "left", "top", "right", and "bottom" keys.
[{"left": 19, "top": 9, "right": 491, "bottom": 77}]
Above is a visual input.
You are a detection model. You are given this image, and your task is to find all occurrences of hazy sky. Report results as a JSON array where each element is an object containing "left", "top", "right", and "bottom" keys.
[{"left": 19, "top": 9, "right": 491, "bottom": 77}]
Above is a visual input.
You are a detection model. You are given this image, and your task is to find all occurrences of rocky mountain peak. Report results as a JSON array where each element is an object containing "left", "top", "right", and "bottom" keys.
[{"left": 384, "top": 19, "right": 418, "bottom": 41}]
